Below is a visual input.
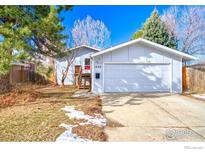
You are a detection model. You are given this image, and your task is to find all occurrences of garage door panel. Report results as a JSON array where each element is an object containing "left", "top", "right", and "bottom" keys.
[
  {"left": 104, "top": 64, "right": 170, "bottom": 92},
  {"left": 105, "top": 85, "right": 168, "bottom": 92}
]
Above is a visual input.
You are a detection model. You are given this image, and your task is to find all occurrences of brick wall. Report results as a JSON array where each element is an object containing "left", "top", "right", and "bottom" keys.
[{"left": 0, "top": 74, "right": 10, "bottom": 93}]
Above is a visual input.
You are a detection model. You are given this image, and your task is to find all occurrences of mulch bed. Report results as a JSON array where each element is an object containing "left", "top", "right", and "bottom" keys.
[{"left": 73, "top": 124, "right": 107, "bottom": 141}]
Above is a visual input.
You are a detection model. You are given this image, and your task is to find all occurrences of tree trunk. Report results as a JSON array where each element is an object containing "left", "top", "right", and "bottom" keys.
[
  {"left": 50, "top": 58, "right": 58, "bottom": 85},
  {"left": 61, "top": 61, "right": 71, "bottom": 87},
  {"left": 61, "top": 79, "right": 65, "bottom": 86}
]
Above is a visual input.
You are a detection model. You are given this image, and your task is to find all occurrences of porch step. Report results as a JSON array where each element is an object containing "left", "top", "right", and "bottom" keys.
[
  {"left": 79, "top": 86, "right": 90, "bottom": 89},
  {"left": 74, "top": 66, "right": 91, "bottom": 90}
]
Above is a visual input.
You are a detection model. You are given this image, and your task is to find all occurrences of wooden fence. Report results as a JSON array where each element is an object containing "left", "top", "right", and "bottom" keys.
[
  {"left": 0, "top": 62, "right": 54, "bottom": 93},
  {"left": 10, "top": 64, "right": 49, "bottom": 85},
  {"left": 183, "top": 65, "right": 205, "bottom": 92},
  {"left": 0, "top": 74, "right": 10, "bottom": 93}
]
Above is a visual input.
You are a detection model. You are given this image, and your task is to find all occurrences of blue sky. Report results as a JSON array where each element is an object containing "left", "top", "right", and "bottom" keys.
[{"left": 61, "top": 5, "right": 171, "bottom": 47}]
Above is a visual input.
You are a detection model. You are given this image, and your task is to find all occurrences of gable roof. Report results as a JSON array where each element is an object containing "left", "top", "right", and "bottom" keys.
[
  {"left": 70, "top": 45, "right": 100, "bottom": 52},
  {"left": 91, "top": 38, "right": 197, "bottom": 60}
]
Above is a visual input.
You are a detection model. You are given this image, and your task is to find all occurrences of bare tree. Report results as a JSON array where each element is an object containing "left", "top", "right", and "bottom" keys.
[
  {"left": 162, "top": 6, "right": 205, "bottom": 58},
  {"left": 60, "top": 16, "right": 111, "bottom": 86},
  {"left": 60, "top": 50, "right": 76, "bottom": 86},
  {"left": 71, "top": 15, "right": 111, "bottom": 49},
  {"left": 161, "top": 6, "right": 178, "bottom": 39}
]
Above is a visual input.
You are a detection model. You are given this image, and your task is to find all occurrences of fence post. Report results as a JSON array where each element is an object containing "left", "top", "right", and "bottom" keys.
[{"left": 182, "top": 66, "right": 188, "bottom": 91}]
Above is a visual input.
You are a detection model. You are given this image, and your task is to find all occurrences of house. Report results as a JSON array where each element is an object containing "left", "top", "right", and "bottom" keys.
[
  {"left": 91, "top": 38, "right": 196, "bottom": 93},
  {"left": 56, "top": 38, "right": 196, "bottom": 93},
  {"left": 56, "top": 45, "right": 100, "bottom": 86}
]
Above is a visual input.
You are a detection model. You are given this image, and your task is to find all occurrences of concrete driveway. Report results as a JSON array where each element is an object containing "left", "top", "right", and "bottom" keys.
[{"left": 101, "top": 93, "right": 205, "bottom": 141}]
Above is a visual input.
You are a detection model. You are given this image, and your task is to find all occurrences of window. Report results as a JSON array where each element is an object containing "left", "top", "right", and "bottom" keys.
[
  {"left": 85, "top": 58, "right": 90, "bottom": 66},
  {"left": 84, "top": 58, "right": 91, "bottom": 70},
  {"left": 95, "top": 73, "right": 100, "bottom": 79}
]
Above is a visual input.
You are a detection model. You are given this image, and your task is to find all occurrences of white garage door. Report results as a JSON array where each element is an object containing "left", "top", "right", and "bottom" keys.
[{"left": 104, "top": 63, "right": 170, "bottom": 92}]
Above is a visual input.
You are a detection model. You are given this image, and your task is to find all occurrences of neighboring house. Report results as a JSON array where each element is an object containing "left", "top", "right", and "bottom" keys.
[
  {"left": 38, "top": 54, "right": 55, "bottom": 67},
  {"left": 91, "top": 38, "right": 196, "bottom": 93},
  {"left": 56, "top": 38, "right": 196, "bottom": 94},
  {"left": 56, "top": 45, "right": 100, "bottom": 85},
  {"left": 33, "top": 54, "right": 57, "bottom": 84}
]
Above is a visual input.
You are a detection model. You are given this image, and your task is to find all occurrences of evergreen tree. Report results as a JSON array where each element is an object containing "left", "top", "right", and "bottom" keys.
[
  {"left": 142, "top": 9, "right": 177, "bottom": 49},
  {"left": 131, "top": 29, "right": 143, "bottom": 40},
  {"left": 0, "top": 6, "right": 72, "bottom": 75},
  {"left": 131, "top": 9, "right": 177, "bottom": 49}
]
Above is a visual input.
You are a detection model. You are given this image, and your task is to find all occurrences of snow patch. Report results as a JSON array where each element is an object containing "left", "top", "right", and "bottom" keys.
[
  {"left": 56, "top": 123, "right": 90, "bottom": 142},
  {"left": 192, "top": 94, "right": 205, "bottom": 100},
  {"left": 62, "top": 106, "right": 106, "bottom": 127},
  {"left": 56, "top": 106, "right": 106, "bottom": 142}
]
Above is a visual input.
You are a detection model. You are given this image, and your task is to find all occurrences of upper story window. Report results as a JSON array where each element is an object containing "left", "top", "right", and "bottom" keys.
[
  {"left": 85, "top": 58, "right": 90, "bottom": 66},
  {"left": 84, "top": 58, "right": 91, "bottom": 70}
]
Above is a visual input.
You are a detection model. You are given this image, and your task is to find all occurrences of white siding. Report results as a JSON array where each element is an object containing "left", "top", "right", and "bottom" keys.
[
  {"left": 128, "top": 44, "right": 145, "bottom": 62},
  {"left": 92, "top": 56, "right": 104, "bottom": 93},
  {"left": 111, "top": 47, "right": 129, "bottom": 62},
  {"left": 92, "top": 43, "right": 182, "bottom": 93},
  {"left": 172, "top": 56, "right": 182, "bottom": 93}
]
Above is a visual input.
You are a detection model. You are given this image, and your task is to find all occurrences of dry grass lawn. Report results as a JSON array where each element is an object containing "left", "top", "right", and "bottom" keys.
[{"left": 0, "top": 84, "right": 106, "bottom": 141}]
